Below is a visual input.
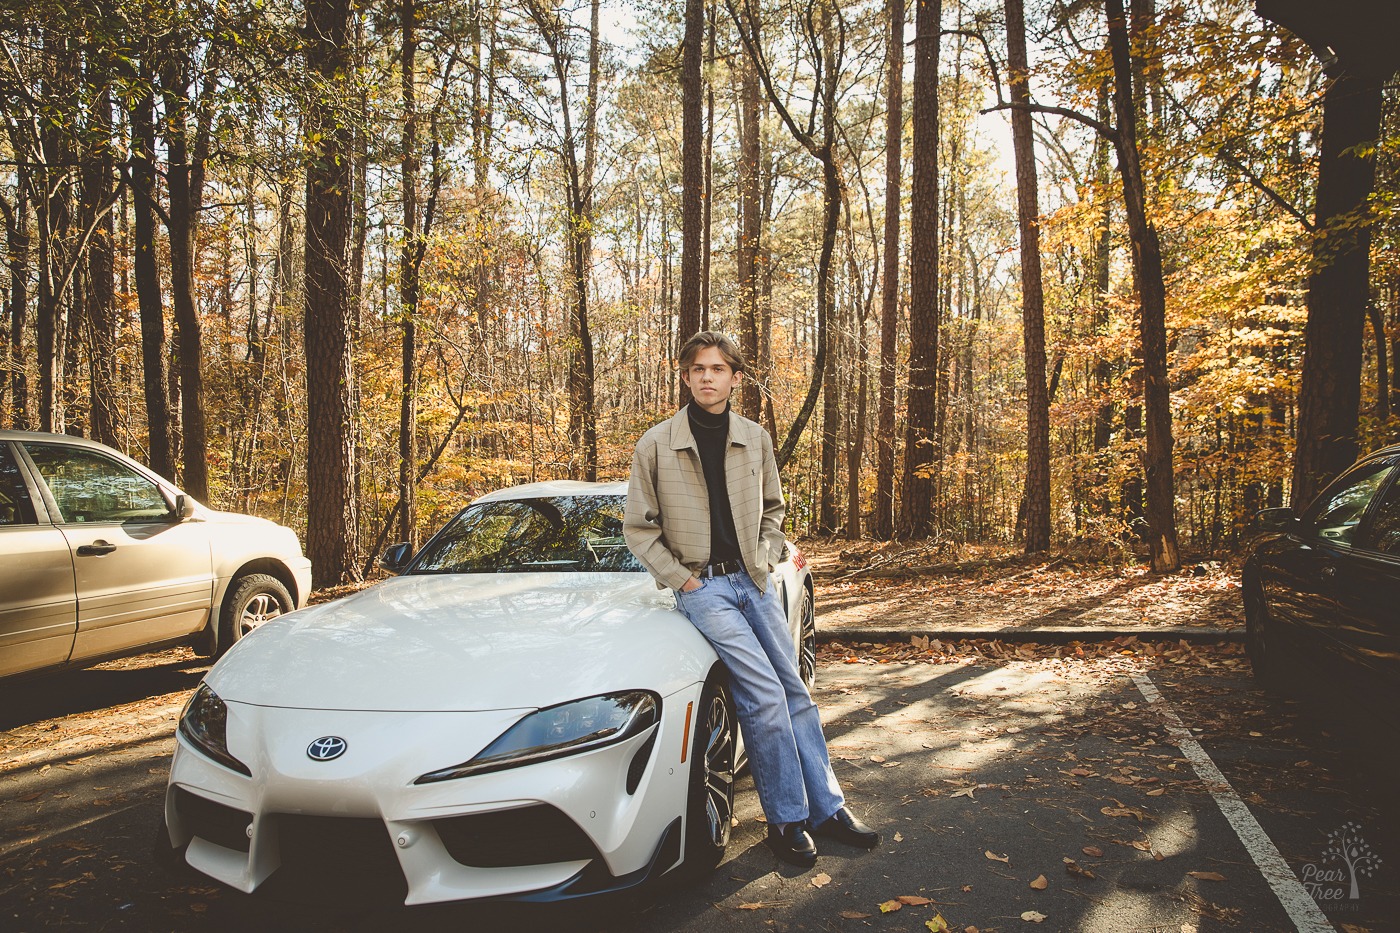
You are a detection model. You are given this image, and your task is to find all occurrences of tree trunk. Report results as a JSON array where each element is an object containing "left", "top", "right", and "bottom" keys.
[
  {"left": 1090, "top": 79, "right": 1114, "bottom": 514},
  {"left": 899, "top": 0, "right": 941, "bottom": 539},
  {"left": 303, "top": 0, "right": 360, "bottom": 587},
  {"left": 679, "top": 0, "right": 705, "bottom": 363},
  {"left": 131, "top": 86, "right": 176, "bottom": 478},
  {"left": 1290, "top": 69, "right": 1383, "bottom": 506},
  {"left": 1006, "top": 0, "right": 1050, "bottom": 553},
  {"left": 162, "top": 61, "right": 210, "bottom": 500},
  {"left": 872, "top": 0, "right": 904, "bottom": 541},
  {"left": 1106, "top": 0, "right": 1178, "bottom": 571},
  {"left": 737, "top": 36, "right": 763, "bottom": 423},
  {"left": 399, "top": 0, "right": 420, "bottom": 547},
  {"left": 5, "top": 165, "right": 30, "bottom": 429},
  {"left": 83, "top": 82, "right": 119, "bottom": 447}
]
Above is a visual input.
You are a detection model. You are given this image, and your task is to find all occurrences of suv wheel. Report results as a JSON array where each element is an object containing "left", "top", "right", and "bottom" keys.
[{"left": 218, "top": 573, "right": 293, "bottom": 656}]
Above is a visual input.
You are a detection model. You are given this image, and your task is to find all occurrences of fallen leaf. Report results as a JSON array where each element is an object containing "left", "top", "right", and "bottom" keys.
[
  {"left": 840, "top": 910, "right": 871, "bottom": 919},
  {"left": 1131, "top": 840, "right": 1153, "bottom": 852},
  {"left": 870, "top": 755, "right": 887, "bottom": 763},
  {"left": 1021, "top": 910, "right": 1047, "bottom": 922},
  {"left": 894, "top": 831, "right": 904, "bottom": 842},
  {"left": 951, "top": 787, "right": 976, "bottom": 800},
  {"left": 737, "top": 902, "right": 764, "bottom": 910},
  {"left": 879, "top": 899, "right": 903, "bottom": 913},
  {"left": 985, "top": 851, "right": 1010, "bottom": 864},
  {"left": 961, "top": 885, "right": 973, "bottom": 892},
  {"left": 883, "top": 760, "right": 903, "bottom": 768},
  {"left": 897, "top": 895, "right": 934, "bottom": 905},
  {"left": 1101, "top": 805, "right": 1146, "bottom": 821},
  {"left": 1188, "top": 871, "right": 1226, "bottom": 882},
  {"left": 1029, "top": 874, "right": 1048, "bottom": 890},
  {"left": 17, "top": 792, "right": 43, "bottom": 802},
  {"left": 926, "top": 914, "right": 950, "bottom": 932},
  {"left": 1063, "top": 858, "right": 1095, "bottom": 879},
  {"left": 812, "top": 873, "right": 832, "bottom": 888},
  {"left": 1082, "top": 845, "right": 1104, "bottom": 858},
  {"left": 1146, "top": 788, "right": 1166, "bottom": 796}
]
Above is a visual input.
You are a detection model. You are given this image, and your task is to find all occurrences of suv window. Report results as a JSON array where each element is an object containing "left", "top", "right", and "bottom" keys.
[
  {"left": 0, "top": 444, "right": 36, "bottom": 525},
  {"left": 1302, "top": 461, "right": 1394, "bottom": 545},
  {"left": 24, "top": 443, "right": 171, "bottom": 524}
]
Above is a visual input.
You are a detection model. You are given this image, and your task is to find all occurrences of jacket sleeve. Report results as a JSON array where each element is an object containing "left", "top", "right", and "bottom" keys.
[
  {"left": 758, "top": 429, "right": 787, "bottom": 572},
  {"left": 624, "top": 434, "right": 695, "bottom": 591}
]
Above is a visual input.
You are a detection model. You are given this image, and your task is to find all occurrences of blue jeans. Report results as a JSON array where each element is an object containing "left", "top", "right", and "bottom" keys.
[{"left": 674, "top": 572, "right": 844, "bottom": 827}]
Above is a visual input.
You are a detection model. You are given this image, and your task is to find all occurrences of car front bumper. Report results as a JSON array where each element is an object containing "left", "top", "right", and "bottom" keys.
[{"left": 162, "top": 684, "right": 702, "bottom": 905}]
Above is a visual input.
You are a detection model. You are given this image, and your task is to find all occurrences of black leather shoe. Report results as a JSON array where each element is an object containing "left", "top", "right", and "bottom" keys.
[
  {"left": 766, "top": 823, "right": 818, "bottom": 867},
  {"left": 810, "top": 807, "right": 880, "bottom": 848}
]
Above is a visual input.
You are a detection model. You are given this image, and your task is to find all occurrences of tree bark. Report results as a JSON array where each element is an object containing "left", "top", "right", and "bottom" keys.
[
  {"left": 1106, "top": 0, "right": 1178, "bottom": 571},
  {"left": 871, "top": 0, "right": 904, "bottom": 541},
  {"left": 1290, "top": 70, "right": 1383, "bottom": 506},
  {"left": 303, "top": 0, "right": 360, "bottom": 586},
  {"left": 399, "top": 0, "right": 420, "bottom": 547},
  {"left": 130, "top": 85, "right": 176, "bottom": 478},
  {"left": 83, "top": 82, "right": 119, "bottom": 447},
  {"left": 899, "top": 0, "right": 940, "bottom": 539},
  {"left": 161, "top": 59, "right": 210, "bottom": 500},
  {"left": 679, "top": 0, "right": 705, "bottom": 365},
  {"left": 1006, "top": 0, "right": 1050, "bottom": 553},
  {"left": 4, "top": 165, "right": 30, "bottom": 429},
  {"left": 737, "top": 33, "right": 763, "bottom": 422}
]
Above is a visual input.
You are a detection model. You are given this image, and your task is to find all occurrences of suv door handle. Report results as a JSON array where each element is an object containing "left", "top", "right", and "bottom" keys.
[{"left": 77, "top": 541, "right": 117, "bottom": 556}]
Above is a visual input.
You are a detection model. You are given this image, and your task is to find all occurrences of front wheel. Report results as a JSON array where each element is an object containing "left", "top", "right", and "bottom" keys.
[
  {"left": 218, "top": 573, "right": 293, "bottom": 656},
  {"left": 681, "top": 676, "right": 735, "bottom": 877},
  {"left": 1243, "top": 578, "right": 1289, "bottom": 695}
]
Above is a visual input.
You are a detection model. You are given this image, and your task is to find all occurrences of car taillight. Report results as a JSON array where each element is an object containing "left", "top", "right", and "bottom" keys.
[{"left": 791, "top": 546, "right": 807, "bottom": 571}]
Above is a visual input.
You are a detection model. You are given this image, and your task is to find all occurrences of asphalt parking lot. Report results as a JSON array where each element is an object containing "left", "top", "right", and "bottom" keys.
[{"left": 2, "top": 644, "right": 1396, "bottom": 932}]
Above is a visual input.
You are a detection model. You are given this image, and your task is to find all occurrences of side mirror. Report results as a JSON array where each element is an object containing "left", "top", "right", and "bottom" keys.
[
  {"left": 380, "top": 542, "right": 413, "bottom": 574},
  {"left": 1255, "top": 507, "right": 1297, "bottom": 532},
  {"left": 173, "top": 494, "right": 196, "bottom": 522}
]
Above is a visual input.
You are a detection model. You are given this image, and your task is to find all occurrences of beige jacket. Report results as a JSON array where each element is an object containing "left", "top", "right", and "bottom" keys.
[{"left": 624, "top": 407, "right": 786, "bottom": 593}]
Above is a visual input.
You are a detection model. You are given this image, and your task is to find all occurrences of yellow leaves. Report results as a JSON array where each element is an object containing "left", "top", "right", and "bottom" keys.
[
  {"left": 879, "top": 899, "right": 903, "bottom": 913},
  {"left": 925, "top": 913, "right": 950, "bottom": 932}
]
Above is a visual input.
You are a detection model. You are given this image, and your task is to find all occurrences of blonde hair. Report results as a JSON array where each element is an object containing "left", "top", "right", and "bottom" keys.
[{"left": 678, "top": 330, "right": 746, "bottom": 374}]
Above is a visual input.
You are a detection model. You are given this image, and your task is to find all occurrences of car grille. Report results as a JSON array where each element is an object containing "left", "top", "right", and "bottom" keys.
[
  {"left": 174, "top": 787, "right": 251, "bottom": 853},
  {"left": 434, "top": 804, "right": 601, "bottom": 868},
  {"left": 271, "top": 814, "right": 408, "bottom": 903}
]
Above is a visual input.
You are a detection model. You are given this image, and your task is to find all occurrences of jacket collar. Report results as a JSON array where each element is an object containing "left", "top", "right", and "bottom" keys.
[{"left": 668, "top": 404, "right": 758, "bottom": 450}]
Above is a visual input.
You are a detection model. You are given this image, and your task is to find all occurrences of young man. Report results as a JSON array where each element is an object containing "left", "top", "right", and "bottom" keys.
[{"left": 624, "top": 331, "right": 878, "bottom": 867}]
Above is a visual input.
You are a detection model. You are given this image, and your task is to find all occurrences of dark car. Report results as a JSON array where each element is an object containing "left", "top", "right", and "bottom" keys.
[{"left": 1242, "top": 445, "right": 1400, "bottom": 713}]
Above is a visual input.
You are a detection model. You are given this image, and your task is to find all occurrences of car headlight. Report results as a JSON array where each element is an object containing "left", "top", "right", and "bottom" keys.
[
  {"left": 415, "top": 691, "right": 660, "bottom": 784},
  {"left": 178, "top": 683, "right": 251, "bottom": 776}
]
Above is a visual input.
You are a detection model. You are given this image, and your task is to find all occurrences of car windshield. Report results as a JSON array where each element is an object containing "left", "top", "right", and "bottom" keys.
[{"left": 409, "top": 495, "right": 644, "bottom": 574}]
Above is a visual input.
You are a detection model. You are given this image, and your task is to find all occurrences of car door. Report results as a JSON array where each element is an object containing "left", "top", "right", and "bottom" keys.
[
  {"left": 0, "top": 441, "right": 77, "bottom": 677},
  {"left": 1328, "top": 464, "right": 1400, "bottom": 712},
  {"left": 1258, "top": 459, "right": 1394, "bottom": 669},
  {"left": 19, "top": 441, "right": 215, "bottom": 662}
]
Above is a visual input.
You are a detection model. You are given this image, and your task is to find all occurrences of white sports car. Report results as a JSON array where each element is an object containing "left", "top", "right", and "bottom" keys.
[{"left": 158, "top": 480, "right": 816, "bottom": 905}]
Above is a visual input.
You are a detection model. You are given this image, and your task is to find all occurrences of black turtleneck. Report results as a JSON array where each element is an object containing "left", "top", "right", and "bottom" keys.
[{"left": 687, "top": 399, "right": 743, "bottom": 566}]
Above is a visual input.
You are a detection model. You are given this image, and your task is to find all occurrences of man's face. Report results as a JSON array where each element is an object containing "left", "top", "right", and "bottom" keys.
[{"left": 682, "top": 346, "right": 743, "bottom": 414}]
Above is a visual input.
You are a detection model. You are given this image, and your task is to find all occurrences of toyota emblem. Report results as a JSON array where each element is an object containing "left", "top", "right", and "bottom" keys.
[{"left": 307, "top": 736, "right": 347, "bottom": 761}]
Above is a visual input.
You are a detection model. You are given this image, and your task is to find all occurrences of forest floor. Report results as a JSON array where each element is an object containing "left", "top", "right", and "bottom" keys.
[{"left": 800, "top": 538, "right": 1243, "bottom": 634}]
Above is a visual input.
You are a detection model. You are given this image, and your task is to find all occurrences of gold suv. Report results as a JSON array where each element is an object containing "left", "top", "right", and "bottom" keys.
[{"left": 0, "top": 430, "right": 312, "bottom": 679}]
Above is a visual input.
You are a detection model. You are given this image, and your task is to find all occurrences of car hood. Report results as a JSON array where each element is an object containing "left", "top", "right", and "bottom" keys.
[{"left": 206, "top": 573, "right": 716, "bottom": 712}]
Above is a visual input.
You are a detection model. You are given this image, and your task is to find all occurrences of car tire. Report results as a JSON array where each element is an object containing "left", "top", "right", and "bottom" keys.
[
  {"left": 797, "top": 585, "right": 817, "bottom": 691},
  {"left": 218, "top": 573, "right": 293, "bottom": 657},
  {"left": 681, "top": 675, "right": 736, "bottom": 877},
  {"left": 1243, "top": 578, "right": 1290, "bottom": 695}
]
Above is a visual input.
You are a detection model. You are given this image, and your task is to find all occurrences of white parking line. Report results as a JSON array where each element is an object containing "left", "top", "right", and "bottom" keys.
[{"left": 1131, "top": 671, "right": 1334, "bottom": 933}]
